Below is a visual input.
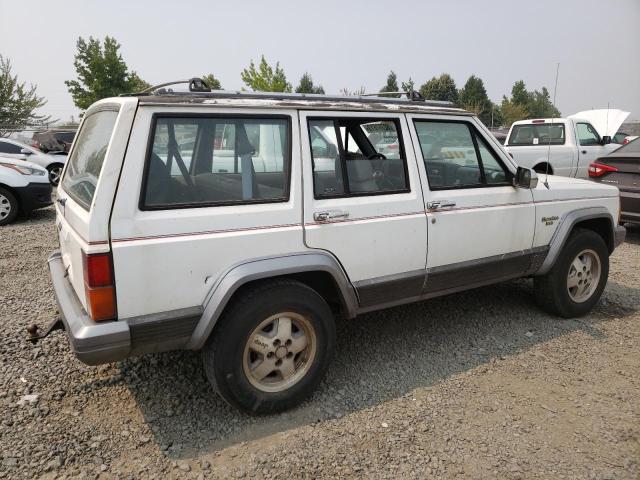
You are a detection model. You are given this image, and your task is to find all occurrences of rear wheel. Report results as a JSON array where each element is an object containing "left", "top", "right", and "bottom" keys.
[
  {"left": 202, "top": 279, "right": 336, "bottom": 414},
  {"left": 0, "top": 188, "right": 19, "bottom": 226},
  {"left": 534, "top": 228, "right": 609, "bottom": 317},
  {"left": 47, "top": 163, "right": 64, "bottom": 186}
]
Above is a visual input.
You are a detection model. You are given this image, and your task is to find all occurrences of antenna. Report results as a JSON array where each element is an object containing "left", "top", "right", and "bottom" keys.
[{"left": 543, "top": 62, "right": 560, "bottom": 189}]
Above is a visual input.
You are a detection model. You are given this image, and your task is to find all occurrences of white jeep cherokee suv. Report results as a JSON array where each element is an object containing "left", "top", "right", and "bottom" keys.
[{"left": 48, "top": 81, "right": 625, "bottom": 413}]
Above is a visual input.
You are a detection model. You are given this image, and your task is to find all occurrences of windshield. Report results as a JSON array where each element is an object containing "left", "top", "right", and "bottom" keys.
[
  {"left": 61, "top": 109, "right": 119, "bottom": 210},
  {"left": 508, "top": 123, "right": 565, "bottom": 146}
]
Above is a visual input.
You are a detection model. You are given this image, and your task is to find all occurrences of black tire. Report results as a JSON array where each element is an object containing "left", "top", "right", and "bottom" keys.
[
  {"left": 0, "top": 187, "right": 19, "bottom": 226},
  {"left": 202, "top": 279, "right": 336, "bottom": 414},
  {"left": 47, "top": 163, "right": 64, "bottom": 186},
  {"left": 534, "top": 228, "right": 609, "bottom": 318}
]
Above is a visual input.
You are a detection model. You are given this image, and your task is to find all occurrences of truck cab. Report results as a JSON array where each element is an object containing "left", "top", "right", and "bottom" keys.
[{"left": 505, "top": 118, "right": 620, "bottom": 178}]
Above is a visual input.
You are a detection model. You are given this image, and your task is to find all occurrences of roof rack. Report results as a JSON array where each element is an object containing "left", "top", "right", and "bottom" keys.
[{"left": 122, "top": 77, "right": 457, "bottom": 109}]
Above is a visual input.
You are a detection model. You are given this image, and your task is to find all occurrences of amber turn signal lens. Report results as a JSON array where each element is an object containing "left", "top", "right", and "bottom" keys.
[{"left": 86, "top": 286, "right": 117, "bottom": 322}]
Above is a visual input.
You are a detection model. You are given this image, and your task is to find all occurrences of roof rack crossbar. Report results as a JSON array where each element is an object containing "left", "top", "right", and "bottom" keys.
[{"left": 362, "top": 90, "right": 427, "bottom": 102}]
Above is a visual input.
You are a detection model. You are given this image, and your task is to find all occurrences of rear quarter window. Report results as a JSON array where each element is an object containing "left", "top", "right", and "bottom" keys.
[{"left": 61, "top": 109, "right": 119, "bottom": 210}]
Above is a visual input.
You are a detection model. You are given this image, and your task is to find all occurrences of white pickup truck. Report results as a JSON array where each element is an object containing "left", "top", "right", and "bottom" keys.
[{"left": 504, "top": 117, "right": 621, "bottom": 179}]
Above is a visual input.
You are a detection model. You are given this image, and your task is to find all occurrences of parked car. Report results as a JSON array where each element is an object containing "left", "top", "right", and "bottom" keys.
[
  {"left": 32, "top": 129, "right": 77, "bottom": 154},
  {"left": 504, "top": 117, "right": 621, "bottom": 178},
  {"left": 623, "top": 135, "right": 639, "bottom": 145},
  {"left": 0, "top": 138, "right": 66, "bottom": 186},
  {"left": 589, "top": 138, "right": 640, "bottom": 225},
  {"left": 0, "top": 156, "right": 53, "bottom": 226},
  {"left": 612, "top": 132, "right": 630, "bottom": 144},
  {"left": 47, "top": 86, "right": 625, "bottom": 414}
]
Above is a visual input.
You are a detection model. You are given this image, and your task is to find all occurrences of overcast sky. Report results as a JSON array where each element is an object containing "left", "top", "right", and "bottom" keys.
[{"left": 1, "top": 0, "right": 639, "bottom": 122}]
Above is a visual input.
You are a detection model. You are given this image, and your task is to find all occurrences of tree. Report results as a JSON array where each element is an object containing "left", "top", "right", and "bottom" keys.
[
  {"left": 459, "top": 75, "right": 492, "bottom": 125},
  {"left": 340, "top": 86, "right": 366, "bottom": 96},
  {"left": 65, "top": 36, "right": 149, "bottom": 110},
  {"left": 241, "top": 55, "right": 291, "bottom": 92},
  {"left": 510, "top": 80, "right": 530, "bottom": 107},
  {"left": 0, "top": 55, "right": 50, "bottom": 137},
  {"left": 498, "top": 80, "right": 561, "bottom": 126},
  {"left": 499, "top": 96, "right": 529, "bottom": 128},
  {"left": 401, "top": 77, "right": 415, "bottom": 94},
  {"left": 528, "top": 87, "right": 560, "bottom": 118},
  {"left": 202, "top": 73, "right": 222, "bottom": 90},
  {"left": 295, "top": 72, "right": 324, "bottom": 94},
  {"left": 419, "top": 73, "right": 459, "bottom": 103},
  {"left": 380, "top": 71, "right": 399, "bottom": 97}
]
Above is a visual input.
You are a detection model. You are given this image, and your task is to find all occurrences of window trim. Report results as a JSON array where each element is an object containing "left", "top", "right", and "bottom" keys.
[
  {"left": 507, "top": 122, "right": 566, "bottom": 146},
  {"left": 306, "top": 116, "right": 411, "bottom": 200},
  {"left": 139, "top": 112, "right": 293, "bottom": 211},
  {"left": 413, "top": 118, "right": 513, "bottom": 191},
  {"left": 61, "top": 106, "right": 121, "bottom": 211}
]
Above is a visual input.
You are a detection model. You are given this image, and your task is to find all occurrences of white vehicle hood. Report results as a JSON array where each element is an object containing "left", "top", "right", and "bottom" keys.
[
  {"left": 531, "top": 174, "right": 618, "bottom": 203},
  {"left": 568, "top": 109, "right": 630, "bottom": 138}
]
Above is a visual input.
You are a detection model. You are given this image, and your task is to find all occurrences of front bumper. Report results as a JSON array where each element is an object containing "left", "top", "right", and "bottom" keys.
[
  {"left": 614, "top": 225, "right": 626, "bottom": 248},
  {"left": 48, "top": 251, "right": 130, "bottom": 365},
  {"left": 15, "top": 182, "right": 53, "bottom": 213}
]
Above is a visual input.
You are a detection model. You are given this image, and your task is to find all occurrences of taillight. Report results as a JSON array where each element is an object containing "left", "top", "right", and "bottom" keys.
[
  {"left": 82, "top": 251, "right": 117, "bottom": 321},
  {"left": 588, "top": 162, "right": 618, "bottom": 178}
]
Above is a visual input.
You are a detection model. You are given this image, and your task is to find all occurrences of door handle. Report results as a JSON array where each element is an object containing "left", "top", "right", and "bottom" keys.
[
  {"left": 314, "top": 210, "right": 350, "bottom": 222},
  {"left": 427, "top": 200, "right": 456, "bottom": 210}
]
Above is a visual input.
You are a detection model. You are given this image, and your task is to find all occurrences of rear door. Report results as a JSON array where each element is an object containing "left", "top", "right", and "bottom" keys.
[
  {"left": 300, "top": 111, "right": 427, "bottom": 309},
  {"left": 55, "top": 98, "right": 138, "bottom": 308}
]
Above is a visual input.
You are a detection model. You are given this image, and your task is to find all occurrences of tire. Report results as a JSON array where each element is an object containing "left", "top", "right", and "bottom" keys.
[
  {"left": 47, "top": 163, "right": 64, "bottom": 186},
  {"left": 202, "top": 279, "right": 336, "bottom": 414},
  {"left": 534, "top": 228, "right": 609, "bottom": 318},
  {"left": 0, "top": 187, "right": 19, "bottom": 226}
]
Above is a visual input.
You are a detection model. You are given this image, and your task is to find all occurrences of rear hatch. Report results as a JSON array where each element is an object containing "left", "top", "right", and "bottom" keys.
[{"left": 55, "top": 98, "right": 138, "bottom": 316}]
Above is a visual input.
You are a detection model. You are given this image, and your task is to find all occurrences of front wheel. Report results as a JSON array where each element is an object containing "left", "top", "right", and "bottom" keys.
[
  {"left": 47, "top": 163, "right": 64, "bottom": 186},
  {"left": 534, "top": 228, "right": 609, "bottom": 317},
  {"left": 0, "top": 187, "right": 19, "bottom": 226},
  {"left": 202, "top": 279, "right": 336, "bottom": 414}
]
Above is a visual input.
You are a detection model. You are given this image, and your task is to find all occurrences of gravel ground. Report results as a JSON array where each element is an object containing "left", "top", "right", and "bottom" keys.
[{"left": 0, "top": 206, "right": 639, "bottom": 479}]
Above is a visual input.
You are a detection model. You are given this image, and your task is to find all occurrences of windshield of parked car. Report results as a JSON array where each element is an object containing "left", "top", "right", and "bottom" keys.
[
  {"left": 61, "top": 109, "right": 119, "bottom": 210},
  {"left": 508, "top": 123, "right": 565, "bottom": 146}
]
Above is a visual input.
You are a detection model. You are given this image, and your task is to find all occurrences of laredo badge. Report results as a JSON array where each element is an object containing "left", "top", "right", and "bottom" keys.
[{"left": 541, "top": 215, "right": 559, "bottom": 226}]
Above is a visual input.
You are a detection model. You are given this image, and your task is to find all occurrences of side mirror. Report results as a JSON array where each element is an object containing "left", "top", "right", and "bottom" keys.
[
  {"left": 513, "top": 166, "right": 538, "bottom": 189},
  {"left": 601, "top": 136, "right": 611, "bottom": 145},
  {"left": 20, "top": 148, "right": 32, "bottom": 155}
]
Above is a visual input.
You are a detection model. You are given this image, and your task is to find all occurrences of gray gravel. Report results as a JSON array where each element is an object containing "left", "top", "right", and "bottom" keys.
[{"left": 0, "top": 206, "right": 639, "bottom": 479}]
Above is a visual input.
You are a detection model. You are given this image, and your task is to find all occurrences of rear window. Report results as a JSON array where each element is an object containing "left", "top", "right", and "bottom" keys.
[
  {"left": 61, "top": 109, "right": 119, "bottom": 210},
  {"left": 508, "top": 123, "right": 565, "bottom": 146}
]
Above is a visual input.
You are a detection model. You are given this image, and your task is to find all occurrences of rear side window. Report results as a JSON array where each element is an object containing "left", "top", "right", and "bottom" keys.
[
  {"left": 142, "top": 116, "right": 290, "bottom": 209},
  {"left": 61, "top": 109, "right": 119, "bottom": 210},
  {"left": 0, "top": 141, "right": 22, "bottom": 154},
  {"left": 308, "top": 118, "right": 409, "bottom": 198},
  {"left": 508, "top": 123, "right": 565, "bottom": 146},
  {"left": 414, "top": 120, "right": 510, "bottom": 189}
]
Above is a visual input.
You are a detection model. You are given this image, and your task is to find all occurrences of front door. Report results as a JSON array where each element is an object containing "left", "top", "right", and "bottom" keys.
[
  {"left": 300, "top": 111, "right": 427, "bottom": 309},
  {"left": 574, "top": 122, "right": 608, "bottom": 178},
  {"left": 407, "top": 114, "right": 536, "bottom": 295}
]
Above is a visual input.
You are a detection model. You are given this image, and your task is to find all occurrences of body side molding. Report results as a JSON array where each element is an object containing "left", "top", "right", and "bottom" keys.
[
  {"left": 187, "top": 252, "right": 358, "bottom": 350},
  {"left": 535, "top": 206, "right": 615, "bottom": 276}
]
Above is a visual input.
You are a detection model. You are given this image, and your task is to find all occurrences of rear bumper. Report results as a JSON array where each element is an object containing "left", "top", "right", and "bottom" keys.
[
  {"left": 620, "top": 189, "right": 640, "bottom": 224},
  {"left": 614, "top": 225, "right": 626, "bottom": 248},
  {"left": 15, "top": 182, "right": 53, "bottom": 213},
  {"left": 48, "top": 251, "right": 130, "bottom": 365}
]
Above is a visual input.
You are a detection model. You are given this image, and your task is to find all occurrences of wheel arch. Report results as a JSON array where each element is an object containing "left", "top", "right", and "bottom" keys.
[
  {"left": 533, "top": 162, "right": 553, "bottom": 175},
  {"left": 536, "top": 207, "right": 615, "bottom": 275},
  {"left": 187, "top": 252, "right": 358, "bottom": 350}
]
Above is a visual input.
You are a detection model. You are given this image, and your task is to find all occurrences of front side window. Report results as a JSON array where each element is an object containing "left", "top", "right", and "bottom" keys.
[
  {"left": 508, "top": 123, "right": 565, "bottom": 146},
  {"left": 576, "top": 122, "right": 601, "bottom": 146},
  {"left": 0, "top": 141, "right": 22, "bottom": 154},
  {"left": 61, "top": 109, "right": 119, "bottom": 210},
  {"left": 414, "top": 120, "right": 510, "bottom": 189},
  {"left": 308, "top": 118, "right": 408, "bottom": 198},
  {"left": 143, "top": 116, "right": 290, "bottom": 208}
]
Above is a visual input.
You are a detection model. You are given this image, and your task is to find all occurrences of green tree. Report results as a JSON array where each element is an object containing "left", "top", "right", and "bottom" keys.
[
  {"left": 202, "top": 73, "right": 222, "bottom": 90},
  {"left": 401, "top": 77, "right": 415, "bottom": 94},
  {"left": 500, "top": 80, "right": 561, "bottom": 126},
  {"left": 459, "top": 75, "right": 492, "bottom": 125},
  {"left": 380, "top": 71, "right": 400, "bottom": 97},
  {"left": 241, "top": 55, "right": 291, "bottom": 92},
  {"left": 295, "top": 72, "right": 324, "bottom": 94},
  {"left": 528, "top": 87, "right": 560, "bottom": 118},
  {"left": 0, "top": 55, "right": 50, "bottom": 137},
  {"left": 499, "top": 96, "right": 529, "bottom": 127},
  {"left": 419, "top": 73, "right": 459, "bottom": 103},
  {"left": 65, "top": 36, "right": 149, "bottom": 110}
]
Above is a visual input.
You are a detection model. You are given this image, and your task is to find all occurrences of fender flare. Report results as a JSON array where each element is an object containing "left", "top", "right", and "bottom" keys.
[
  {"left": 186, "top": 252, "right": 358, "bottom": 350},
  {"left": 535, "top": 206, "right": 614, "bottom": 275}
]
